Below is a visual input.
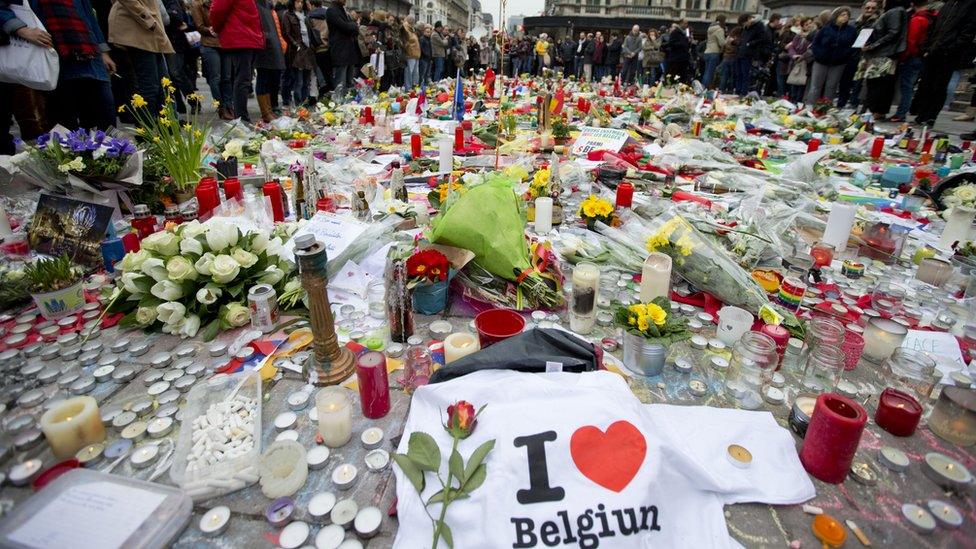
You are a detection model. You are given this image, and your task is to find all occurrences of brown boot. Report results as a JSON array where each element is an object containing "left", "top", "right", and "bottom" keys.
[
  {"left": 219, "top": 106, "right": 235, "bottom": 120},
  {"left": 257, "top": 94, "right": 274, "bottom": 123}
]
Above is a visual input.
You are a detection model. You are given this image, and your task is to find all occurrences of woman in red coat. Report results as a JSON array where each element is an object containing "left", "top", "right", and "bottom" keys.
[{"left": 210, "top": 0, "right": 265, "bottom": 121}]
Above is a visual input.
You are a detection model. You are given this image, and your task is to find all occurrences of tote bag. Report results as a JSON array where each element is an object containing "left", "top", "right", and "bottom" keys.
[
  {"left": 787, "top": 60, "right": 807, "bottom": 86},
  {"left": 0, "top": 2, "right": 59, "bottom": 90}
]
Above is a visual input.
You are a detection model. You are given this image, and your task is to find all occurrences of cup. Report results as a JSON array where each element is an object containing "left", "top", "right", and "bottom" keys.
[
  {"left": 474, "top": 309, "right": 526, "bottom": 347},
  {"left": 716, "top": 306, "right": 753, "bottom": 346}
]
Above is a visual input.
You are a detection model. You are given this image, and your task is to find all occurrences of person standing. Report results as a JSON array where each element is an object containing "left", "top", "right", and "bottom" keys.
[
  {"left": 718, "top": 25, "right": 740, "bottom": 92},
  {"left": 308, "top": 0, "right": 331, "bottom": 96},
  {"left": 736, "top": 14, "right": 768, "bottom": 94},
  {"left": 772, "top": 16, "right": 795, "bottom": 97},
  {"left": 888, "top": 0, "right": 934, "bottom": 121},
  {"left": 280, "top": 0, "right": 318, "bottom": 107},
  {"left": 419, "top": 24, "right": 432, "bottom": 84},
  {"left": 574, "top": 31, "right": 586, "bottom": 78},
  {"left": 703, "top": 15, "right": 726, "bottom": 88},
  {"left": 911, "top": 0, "right": 976, "bottom": 126},
  {"left": 786, "top": 16, "right": 816, "bottom": 102},
  {"left": 605, "top": 32, "right": 622, "bottom": 79},
  {"left": 560, "top": 33, "right": 576, "bottom": 76},
  {"left": 663, "top": 20, "right": 691, "bottom": 83},
  {"left": 109, "top": 0, "right": 172, "bottom": 117},
  {"left": 859, "top": 0, "right": 908, "bottom": 118},
  {"left": 590, "top": 32, "right": 606, "bottom": 79},
  {"left": 162, "top": 0, "right": 194, "bottom": 114},
  {"left": 189, "top": 0, "right": 224, "bottom": 113},
  {"left": 402, "top": 17, "right": 419, "bottom": 88},
  {"left": 325, "top": 0, "right": 358, "bottom": 94},
  {"left": 430, "top": 21, "right": 447, "bottom": 80},
  {"left": 838, "top": 1, "right": 878, "bottom": 108},
  {"left": 642, "top": 28, "right": 663, "bottom": 83},
  {"left": 534, "top": 33, "right": 548, "bottom": 74},
  {"left": 252, "top": 0, "right": 285, "bottom": 121},
  {"left": 621, "top": 25, "right": 641, "bottom": 84},
  {"left": 805, "top": 7, "right": 855, "bottom": 105},
  {"left": 209, "top": 0, "right": 263, "bottom": 121}
]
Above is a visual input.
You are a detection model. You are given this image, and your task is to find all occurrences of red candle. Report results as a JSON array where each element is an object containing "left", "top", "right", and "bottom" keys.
[
  {"left": 760, "top": 323, "right": 790, "bottom": 367},
  {"left": 810, "top": 243, "right": 834, "bottom": 268},
  {"left": 454, "top": 125, "right": 464, "bottom": 151},
  {"left": 462, "top": 120, "right": 472, "bottom": 142},
  {"left": 195, "top": 177, "right": 221, "bottom": 219},
  {"left": 121, "top": 232, "right": 141, "bottom": 252},
  {"left": 615, "top": 182, "right": 633, "bottom": 208},
  {"left": 962, "top": 140, "right": 971, "bottom": 150},
  {"left": 262, "top": 181, "right": 285, "bottom": 222},
  {"left": 393, "top": 129, "right": 403, "bottom": 144},
  {"left": 363, "top": 106, "right": 374, "bottom": 125},
  {"left": 356, "top": 351, "right": 390, "bottom": 419},
  {"left": 870, "top": 136, "right": 884, "bottom": 159},
  {"left": 223, "top": 177, "right": 242, "bottom": 201},
  {"left": 875, "top": 388, "right": 923, "bottom": 437},
  {"left": 411, "top": 133, "right": 422, "bottom": 158},
  {"left": 807, "top": 138, "right": 821, "bottom": 153},
  {"left": 577, "top": 96, "right": 586, "bottom": 111},
  {"left": 799, "top": 393, "right": 867, "bottom": 483},
  {"left": 316, "top": 196, "right": 337, "bottom": 213}
]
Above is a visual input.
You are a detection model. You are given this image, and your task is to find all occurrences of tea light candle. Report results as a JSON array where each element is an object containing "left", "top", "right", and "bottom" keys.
[
  {"left": 689, "top": 379, "right": 709, "bottom": 396},
  {"left": 279, "top": 521, "right": 310, "bottom": 549},
  {"left": 365, "top": 448, "right": 390, "bottom": 471},
  {"left": 130, "top": 444, "right": 159, "bottom": 468},
  {"left": 727, "top": 444, "right": 753, "bottom": 468},
  {"left": 354, "top": 506, "right": 382, "bottom": 538},
  {"left": 93, "top": 365, "right": 115, "bottom": 382},
  {"left": 276, "top": 430, "right": 299, "bottom": 442},
  {"left": 361, "top": 427, "right": 383, "bottom": 449},
  {"left": 40, "top": 396, "right": 106, "bottom": 460},
  {"left": 315, "top": 524, "right": 345, "bottom": 548},
  {"left": 922, "top": 452, "right": 973, "bottom": 490},
  {"left": 147, "top": 417, "right": 173, "bottom": 438},
  {"left": 307, "top": 492, "right": 336, "bottom": 521},
  {"left": 121, "top": 421, "right": 148, "bottom": 441},
  {"left": 199, "top": 506, "right": 231, "bottom": 536},
  {"left": 429, "top": 320, "right": 453, "bottom": 340},
  {"left": 9, "top": 459, "right": 43, "bottom": 486},
  {"left": 331, "top": 499, "right": 358, "bottom": 529},
  {"left": 75, "top": 442, "right": 105, "bottom": 466},
  {"left": 274, "top": 411, "right": 298, "bottom": 431},
  {"left": 307, "top": 445, "right": 330, "bottom": 470},
  {"left": 926, "top": 500, "right": 963, "bottom": 529},
  {"left": 332, "top": 463, "right": 357, "bottom": 490},
  {"left": 901, "top": 504, "right": 936, "bottom": 534},
  {"left": 266, "top": 497, "right": 295, "bottom": 526},
  {"left": 147, "top": 381, "right": 170, "bottom": 397},
  {"left": 316, "top": 388, "right": 352, "bottom": 447},
  {"left": 444, "top": 332, "right": 480, "bottom": 363},
  {"left": 878, "top": 446, "right": 909, "bottom": 472}
]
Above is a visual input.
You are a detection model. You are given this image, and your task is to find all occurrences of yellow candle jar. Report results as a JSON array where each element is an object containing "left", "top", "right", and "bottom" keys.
[{"left": 40, "top": 396, "right": 106, "bottom": 460}]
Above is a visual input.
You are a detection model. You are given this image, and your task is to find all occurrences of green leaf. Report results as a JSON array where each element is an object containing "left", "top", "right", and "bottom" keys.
[
  {"left": 199, "top": 319, "right": 220, "bottom": 342},
  {"left": 116, "top": 311, "right": 139, "bottom": 329},
  {"left": 228, "top": 281, "right": 245, "bottom": 298},
  {"left": 461, "top": 463, "right": 487, "bottom": 493},
  {"left": 440, "top": 522, "right": 454, "bottom": 548},
  {"left": 407, "top": 432, "right": 440, "bottom": 472},
  {"left": 392, "top": 453, "right": 425, "bottom": 493},
  {"left": 448, "top": 449, "right": 464, "bottom": 482},
  {"left": 133, "top": 276, "right": 153, "bottom": 293},
  {"left": 463, "top": 440, "right": 495, "bottom": 482}
]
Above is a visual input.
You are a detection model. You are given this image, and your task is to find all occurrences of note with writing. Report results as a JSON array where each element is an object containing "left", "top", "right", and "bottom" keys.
[
  {"left": 570, "top": 126, "right": 630, "bottom": 156},
  {"left": 286, "top": 212, "right": 369, "bottom": 261},
  {"left": 7, "top": 481, "right": 165, "bottom": 549},
  {"left": 853, "top": 28, "right": 873, "bottom": 48},
  {"left": 900, "top": 330, "right": 968, "bottom": 382}
]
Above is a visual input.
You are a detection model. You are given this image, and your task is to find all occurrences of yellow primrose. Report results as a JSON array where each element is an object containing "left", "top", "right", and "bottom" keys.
[{"left": 646, "top": 303, "right": 667, "bottom": 326}]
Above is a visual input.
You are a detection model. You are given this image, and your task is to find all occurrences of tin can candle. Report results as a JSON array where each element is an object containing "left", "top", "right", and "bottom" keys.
[
  {"left": 841, "top": 260, "right": 864, "bottom": 279},
  {"left": 248, "top": 284, "right": 279, "bottom": 333},
  {"left": 777, "top": 276, "right": 806, "bottom": 311}
]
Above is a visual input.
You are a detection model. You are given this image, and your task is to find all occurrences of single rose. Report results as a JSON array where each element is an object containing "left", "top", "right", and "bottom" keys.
[
  {"left": 166, "top": 256, "right": 198, "bottom": 282},
  {"left": 210, "top": 254, "right": 241, "bottom": 284},
  {"left": 135, "top": 306, "right": 157, "bottom": 326},
  {"left": 446, "top": 400, "right": 478, "bottom": 439},
  {"left": 204, "top": 219, "right": 239, "bottom": 251},
  {"left": 195, "top": 252, "right": 216, "bottom": 276},
  {"left": 230, "top": 247, "right": 259, "bottom": 269},
  {"left": 140, "top": 230, "right": 180, "bottom": 256},
  {"left": 180, "top": 237, "right": 204, "bottom": 256},
  {"left": 220, "top": 302, "right": 250, "bottom": 327}
]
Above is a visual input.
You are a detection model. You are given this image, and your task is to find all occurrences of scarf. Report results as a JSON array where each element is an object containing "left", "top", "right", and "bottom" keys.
[{"left": 34, "top": 0, "right": 99, "bottom": 59}]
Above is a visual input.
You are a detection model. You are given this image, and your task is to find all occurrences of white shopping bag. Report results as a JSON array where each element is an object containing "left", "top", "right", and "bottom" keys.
[{"left": 0, "top": 2, "right": 60, "bottom": 90}]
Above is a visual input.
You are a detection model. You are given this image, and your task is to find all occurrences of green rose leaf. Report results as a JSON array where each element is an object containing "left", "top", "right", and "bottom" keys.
[
  {"left": 392, "top": 452, "right": 425, "bottom": 493},
  {"left": 463, "top": 439, "right": 495, "bottom": 482},
  {"left": 461, "top": 463, "right": 487, "bottom": 493},
  {"left": 407, "top": 431, "right": 441, "bottom": 472},
  {"left": 448, "top": 448, "right": 464, "bottom": 482}
]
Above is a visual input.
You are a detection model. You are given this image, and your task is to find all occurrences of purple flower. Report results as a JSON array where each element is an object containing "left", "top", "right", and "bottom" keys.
[
  {"left": 36, "top": 133, "right": 52, "bottom": 150},
  {"left": 94, "top": 130, "right": 106, "bottom": 145},
  {"left": 13, "top": 137, "right": 23, "bottom": 149},
  {"left": 105, "top": 137, "right": 135, "bottom": 158}
]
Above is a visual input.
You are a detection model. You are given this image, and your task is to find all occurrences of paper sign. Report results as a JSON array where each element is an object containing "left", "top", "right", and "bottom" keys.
[
  {"left": 900, "top": 329, "right": 967, "bottom": 382},
  {"left": 853, "top": 28, "right": 873, "bottom": 48},
  {"left": 570, "top": 126, "right": 630, "bottom": 156},
  {"left": 8, "top": 481, "right": 165, "bottom": 549},
  {"left": 287, "top": 212, "right": 369, "bottom": 260}
]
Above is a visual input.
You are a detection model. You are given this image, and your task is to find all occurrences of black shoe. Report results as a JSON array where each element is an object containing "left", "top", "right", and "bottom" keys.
[{"left": 961, "top": 130, "right": 976, "bottom": 141}]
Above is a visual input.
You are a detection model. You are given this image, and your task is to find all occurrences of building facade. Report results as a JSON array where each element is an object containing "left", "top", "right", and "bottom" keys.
[
  {"left": 348, "top": 0, "right": 413, "bottom": 16},
  {"left": 528, "top": 0, "right": 762, "bottom": 38},
  {"left": 412, "top": 0, "right": 468, "bottom": 28},
  {"left": 758, "top": 0, "right": 849, "bottom": 17}
]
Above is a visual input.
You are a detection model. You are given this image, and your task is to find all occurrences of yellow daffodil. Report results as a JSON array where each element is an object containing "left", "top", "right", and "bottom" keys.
[
  {"left": 159, "top": 117, "right": 171, "bottom": 127},
  {"left": 160, "top": 76, "right": 171, "bottom": 87},
  {"left": 194, "top": 129, "right": 202, "bottom": 138},
  {"left": 131, "top": 94, "right": 147, "bottom": 108},
  {"left": 183, "top": 123, "right": 192, "bottom": 131},
  {"left": 166, "top": 85, "right": 176, "bottom": 94},
  {"left": 188, "top": 92, "right": 203, "bottom": 102},
  {"left": 135, "top": 127, "right": 145, "bottom": 135},
  {"left": 211, "top": 100, "right": 220, "bottom": 108},
  {"left": 117, "top": 105, "right": 125, "bottom": 113},
  {"left": 152, "top": 136, "right": 160, "bottom": 142}
]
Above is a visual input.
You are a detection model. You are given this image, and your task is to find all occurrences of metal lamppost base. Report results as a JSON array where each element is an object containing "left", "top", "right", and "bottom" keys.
[{"left": 305, "top": 347, "right": 356, "bottom": 386}]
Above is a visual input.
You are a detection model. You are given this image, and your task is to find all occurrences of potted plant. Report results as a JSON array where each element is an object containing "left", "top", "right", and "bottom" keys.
[
  {"left": 577, "top": 194, "right": 616, "bottom": 230},
  {"left": 408, "top": 248, "right": 452, "bottom": 314},
  {"left": 614, "top": 297, "right": 690, "bottom": 376},
  {"left": 24, "top": 253, "right": 85, "bottom": 320}
]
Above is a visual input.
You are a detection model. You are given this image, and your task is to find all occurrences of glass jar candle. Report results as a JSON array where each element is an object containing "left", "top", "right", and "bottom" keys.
[
  {"left": 810, "top": 243, "right": 834, "bottom": 269},
  {"left": 862, "top": 318, "right": 908, "bottom": 363},
  {"left": 801, "top": 344, "right": 846, "bottom": 392},
  {"left": 724, "top": 331, "right": 778, "bottom": 410},
  {"left": 916, "top": 258, "right": 954, "bottom": 287},
  {"left": 802, "top": 317, "right": 845, "bottom": 366},
  {"left": 569, "top": 263, "right": 599, "bottom": 335},
  {"left": 883, "top": 348, "right": 938, "bottom": 402},
  {"left": 928, "top": 386, "right": 976, "bottom": 446}
]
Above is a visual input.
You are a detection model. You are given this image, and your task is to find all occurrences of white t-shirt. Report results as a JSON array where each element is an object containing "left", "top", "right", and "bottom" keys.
[{"left": 393, "top": 370, "right": 815, "bottom": 549}]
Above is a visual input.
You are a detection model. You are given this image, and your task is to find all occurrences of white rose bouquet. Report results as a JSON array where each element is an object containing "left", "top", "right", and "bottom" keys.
[
  {"left": 107, "top": 217, "right": 302, "bottom": 339},
  {"left": 942, "top": 184, "right": 976, "bottom": 214}
]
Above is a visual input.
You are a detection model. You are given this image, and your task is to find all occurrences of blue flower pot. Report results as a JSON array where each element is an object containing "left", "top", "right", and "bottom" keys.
[{"left": 412, "top": 279, "right": 450, "bottom": 314}]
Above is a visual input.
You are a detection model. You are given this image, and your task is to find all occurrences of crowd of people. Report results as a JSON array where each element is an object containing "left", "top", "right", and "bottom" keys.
[{"left": 1, "top": 0, "right": 975, "bottom": 154}]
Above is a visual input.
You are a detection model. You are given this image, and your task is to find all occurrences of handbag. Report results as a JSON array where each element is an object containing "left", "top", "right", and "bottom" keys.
[
  {"left": 0, "top": 2, "right": 59, "bottom": 90},
  {"left": 787, "top": 60, "right": 807, "bottom": 86}
]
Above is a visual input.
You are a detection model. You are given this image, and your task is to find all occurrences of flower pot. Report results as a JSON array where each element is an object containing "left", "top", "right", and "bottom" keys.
[
  {"left": 552, "top": 204, "right": 564, "bottom": 226},
  {"left": 412, "top": 279, "right": 450, "bottom": 315},
  {"left": 622, "top": 332, "right": 667, "bottom": 376},
  {"left": 31, "top": 280, "right": 85, "bottom": 320},
  {"left": 174, "top": 188, "right": 195, "bottom": 205},
  {"left": 526, "top": 204, "right": 536, "bottom": 222}
]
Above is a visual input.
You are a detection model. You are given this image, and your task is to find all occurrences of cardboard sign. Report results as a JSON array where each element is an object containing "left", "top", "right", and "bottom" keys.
[
  {"left": 900, "top": 329, "right": 968, "bottom": 382},
  {"left": 570, "top": 126, "right": 630, "bottom": 156}
]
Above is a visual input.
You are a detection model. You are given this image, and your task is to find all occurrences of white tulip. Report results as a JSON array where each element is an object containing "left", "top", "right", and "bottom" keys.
[
  {"left": 180, "top": 237, "right": 204, "bottom": 256},
  {"left": 121, "top": 272, "right": 147, "bottom": 294},
  {"left": 140, "top": 257, "right": 169, "bottom": 282},
  {"left": 181, "top": 314, "right": 201, "bottom": 338},
  {"left": 119, "top": 249, "right": 151, "bottom": 272},
  {"left": 204, "top": 220, "right": 239, "bottom": 251},
  {"left": 150, "top": 279, "right": 185, "bottom": 301},
  {"left": 181, "top": 219, "right": 206, "bottom": 239},
  {"left": 196, "top": 283, "right": 222, "bottom": 305},
  {"left": 258, "top": 265, "right": 285, "bottom": 286},
  {"left": 195, "top": 252, "right": 216, "bottom": 276},
  {"left": 156, "top": 301, "right": 186, "bottom": 324},
  {"left": 140, "top": 231, "right": 180, "bottom": 256},
  {"left": 264, "top": 237, "right": 284, "bottom": 259},
  {"left": 250, "top": 231, "right": 270, "bottom": 253}
]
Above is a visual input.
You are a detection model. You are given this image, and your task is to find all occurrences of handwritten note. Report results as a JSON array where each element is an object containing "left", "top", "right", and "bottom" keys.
[
  {"left": 570, "top": 126, "right": 630, "bottom": 156},
  {"left": 853, "top": 28, "right": 873, "bottom": 48},
  {"left": 900, "top": 330, "right": 968, "bottom": 382},
  {"left": 7, "top": 481, "right": 165, "bottom": 549},
  {"left": 286, "top": 212, "right": 369, "bottom": 261}
]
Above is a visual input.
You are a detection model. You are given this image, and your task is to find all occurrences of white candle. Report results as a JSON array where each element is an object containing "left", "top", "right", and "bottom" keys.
[
  {"left": 570, "top": 263, "right": 600, "bottom": 335},
  {"left": 40, "top": 396, "right": 106, "bottom": 460},
  {"left": 199, "top": 506, "right": 231, "bottom": 536},
  {"left": 130, "top": 444, "right": 159, "bottom": 468},
  {"left": 9, "top": 459, "right": 43, "bottom": 486},
  {"left": 443, "top": 332, "right": 480, "bottom": 363},
  {"left": 539, "top": 131, "right": 553, "bottom": 149},
  {"left": 146, "top": 417, "right": 173, "bottom": 438},
  {"left": 822, "top": 202, "right": 857, "bottom": 251},
  {"left": 315, "top": 388, "right": 352, "bottom": 447},
  {"left": 360, "top": 427, "right": 383, "bottom": 449},
  {"left": 0, "top": 205, "right": 12, "bottom": 238},
  {"left": 306, "top": 445, "right": 330, "bottom": 470},
  {"left": 534, "top": 197, "right": 553, "bottom": 234},
  {"left": 332, "top": 463, "right": 358, "bottom": 490},
  {"left": 438, "top": 136, "right": 453, "bottom": 174},
  {"left": 640, "top": 252, "right": 672, "bottom": 302},
  {"left": 354, "top": 506, "right": 383, "bottom": 538},
  {"left": 308, "top": 492, "right": 337, "bottom": 520},
  {"left": 902, "top": 503, "right": 936, "bottom": 533},
  {"left": 274, "top": 411, "right": 297, "bottom": 431},
  {"left": 364, "top": 448, "right": 390, "bottom": 471},
  {"left": 331, "top": 499, "right": 358, "bottom": 529},
  {"left": 927, "top": 500, "right": 963, "bottom": 528},
  {"left": 279, "top": 521, "right": 310, "bottom": 549},
  {"left": 315, "top": 524, "right": 346, "bottom": 548}
]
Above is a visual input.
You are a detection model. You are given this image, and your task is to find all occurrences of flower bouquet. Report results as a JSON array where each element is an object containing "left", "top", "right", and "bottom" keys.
[
  {"left": 577, "top": 194, "right": 616, "bottom": 230},
  {"left": 614, "top": 297, "right": 690, "bottom": 376},
  {"left": 106, "top": 218, "right": 299, "bottom": 339},
  {"left": 13, "top": 128, "right": 142, "bottom": 194},
  {"left": 408, "top": 248, "right": 451, "bottom": 314},
  {"left": 429, "top": 175, "right": 563, "bottom": 310}
]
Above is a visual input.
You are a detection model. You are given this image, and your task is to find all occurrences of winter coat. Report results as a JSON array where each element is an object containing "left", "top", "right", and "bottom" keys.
[
  {"left": 901, "top": 8, "right": 935, "bottom": 60},
  {"left": 862, "top": 6, "right": 907, "bottom": 59},
  {"left": 403, "top": 25, "right": 419, "bottom": 59},
  {"left": 209, "top": 0, "right": 263, "bottom": 50},
  {"left": 642, "top": 36, "right": 663, "bottom": 66},
  {"left": 811, "top": 21, "right": 856, "bottom": 65},
  {"left": 705, "top": 23, "right": 725, "bottom": 54},
  {"left": 162, "top": 0, "right": 189, "bottom": 52},
  {"left": 109, "top": 0, "right": 174, "bottom": 53},
  {"left": 582, "top": 39, "right": 595, "bottom": 63},
  {"left": 738, "top": 21, "right": 768, "bottom": 60},
  {"left": 189, "top": 0, "right": 219, "bottom": 48},
  {"left": 922, "top": 0, "right": 976, "bottom": 69},
  {"left": 253, "top": 0, "right": 284, "bottom": 70},
  {"left": 663, "top": 27, "right": 690, "bottom": 63},
  {"left": 622, "top": 33, "right": 641, "bottom": 58},
  {"left": 325, "top": 1, "right": 358, "bottom": 64},
  {"left": 786, "top": 32, "right": 811, "bottom": 73},
  {"left": 281, "top": 10, "right": 318, "bottom": 69},
  {"left": 431, "top": 30, "right": 447, "bottom": 58},
  {"left": 420, "top": 34, "right": 431, "bottom": 58},
  {"left": 560, "top": 39, "right": 576, "bottom": 63},
  {"left": 606, "top": 37, "right": 621, "bottom": 66},
  {"left": 308, "top": 6, "right": 328, "bottom": 53}
]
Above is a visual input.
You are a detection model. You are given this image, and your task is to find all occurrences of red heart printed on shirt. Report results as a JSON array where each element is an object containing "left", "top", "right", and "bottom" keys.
[{"left": 570, "top": 420, "right": 647, "bottom": 492}]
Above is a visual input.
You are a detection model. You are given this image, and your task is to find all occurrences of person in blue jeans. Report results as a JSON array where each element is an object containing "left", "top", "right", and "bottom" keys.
[{"left": 702, "top": 15, "right": 726, "bottom": 88}]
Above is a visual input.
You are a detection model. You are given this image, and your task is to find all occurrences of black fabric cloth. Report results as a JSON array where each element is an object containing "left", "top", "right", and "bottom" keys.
[
  {"left": 428, "top": 328, "right": 601, "bottom": 384},
  {"left": 253, "top": 0, "right": 284, "bottom": 70},
  {"left": 921, "top": 0, "right": 976, "bottom": 69},
  {"left": 663, "top": 27, "right": 690, "bottom": 63},
  {"left": 326, "top": 0, "right": 358, "bottom": 64}
]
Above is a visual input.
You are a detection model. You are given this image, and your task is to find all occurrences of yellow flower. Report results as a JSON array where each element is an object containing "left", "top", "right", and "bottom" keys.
[
  {"left": 211, "top": 100, "right": 220, "bottom": 108},
  {"left": 117, "top": 105, "right": 125, "bottom": 113},
  {"left": 166, "top": 85, "right": 176, "bottom": 94},
  {"left": 637, "top": 315, "right": 649, "bottom": 332},
  {"left": 676, "top": 235, "right": 695, "bottom": 256},
  {"left": 152, "top": 136, "right": 160, "bottom": 142},
  {"left": 131, "top": 94, "right": 147, "bottom": 108},
  {"left": 183, "top": 123, "right": 192, "bottom": 131},
  {"left": 160, "top": 76, "right": 171, "bottom": 87},
  {"left": 533, "top": 168, "right": 550, "bottom": 187},
  {"left": 164, "top": 95, "right": 173, "bottom": 104},
  {"left": 646, "top": 303, "right": 667, "bottom": 326},
  {"left": 188, "top": 92, "right": 203, "bottom": 102},
  {"left": 135, "top": 127, "right": 145, "bottom": 135},
  {"left": 628, "top": 316, "right": 637, "bottom": 326},
  {"left": 159, "top": 117, "right": 171, "bottom": 127},
  {"left": 194, "top": 130, "right": 202, "bottom": 137}
]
